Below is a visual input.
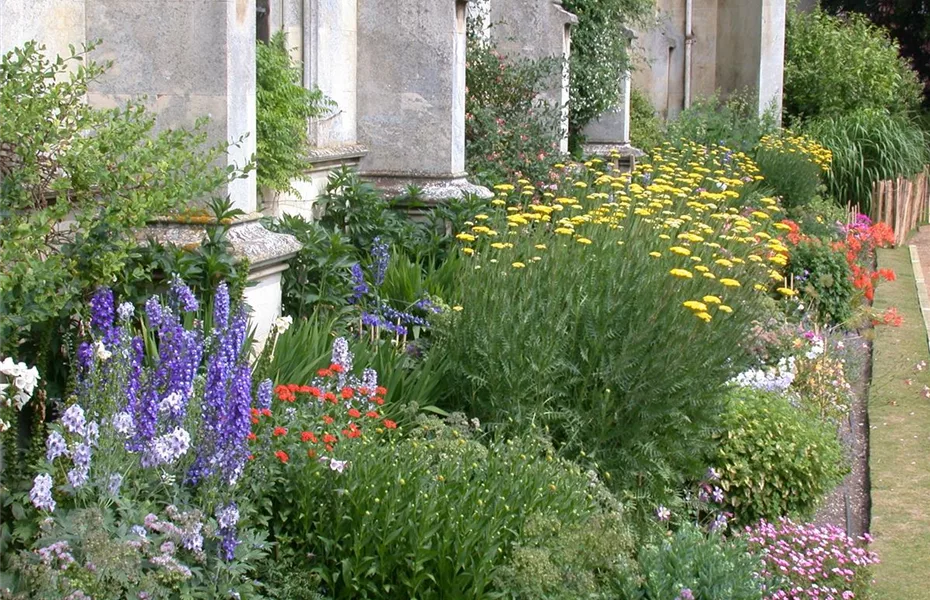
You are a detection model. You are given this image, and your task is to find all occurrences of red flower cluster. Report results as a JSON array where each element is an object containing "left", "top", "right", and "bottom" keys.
[{"left": 873, "top": 306, "right": 903, "bottom": 327}]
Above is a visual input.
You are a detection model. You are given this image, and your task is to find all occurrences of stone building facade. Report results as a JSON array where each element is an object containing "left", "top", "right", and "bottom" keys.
[{"left": 632, "top": 0, "right": 787, "bottom": 122}]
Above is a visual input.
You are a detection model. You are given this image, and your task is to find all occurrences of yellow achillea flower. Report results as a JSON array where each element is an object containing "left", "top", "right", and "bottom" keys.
[
  {"left": 576, "top": 237, "right": 593, "bottom": 245},
  {"left": 491, "top": 199, "right": 506, "bottom": 206},
  {"left": 695, "top": 312, "right": 713, "bottom": 322},
  {"left": 462, "top": 247, "right": 474, "bottom": 256},
  {"left": 512, "top": 262, "right": 526, "bottom": 269},
  {"left": 720, "top": 278, "right": 741, "bottom": 287},
  {"left": 554, "top": 227, "right": 574, "bottom": 235},
  {"left": 452, "top": 305, "right": 464, "bottom": 311},
  {"left": 535, "top": 244, "right": 547, "bottom": 250},
  {"left": 777, "top": 287, "right": 797, "bottom": 296},
  {"left": 694, "top": 265, "right": 709, "bottom": 272},
  {"left": 670, "top": 268, "right": 693, "bottom": 279},
  {"left": 703, "top": 295, "right": 721, "bottom": 304},
  {"left": 703, "top": 272, "right": 716, "bottom": 279},
  {"left": 754, "top": 284, "right": 768, "bottom": 291},
  {"left": 684, "top": 300, "right": 708, "bottom": 312},
  {"left": 669, "top": 246, "right": 691, "bottom": 256},
  {"left": 475, "top": 214, "right": 489, "bottom": 220},
  {"left": 456, "top": 233, "right": 476, "bottom": 242},
  {"left": 715, "top": 259, "right": 734, "bottom": 268},
  {"left": 769, "top": 270, "right": 783, "bottom": 281},
  {"left": 493, "top": 184, "right": 514, "bottom": 191},
  {"left": 718, "top": 305, "right": 733, "bottom": 313},
  {"left": 649, "top": 252, "right": 662, "bottom": 258}
]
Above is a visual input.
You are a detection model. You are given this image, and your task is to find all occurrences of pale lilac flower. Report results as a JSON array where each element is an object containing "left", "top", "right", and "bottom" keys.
[
  {"left": 107, "top": 473, "right": 123, "bottom": 496},
  {"left": 61, "top": 404, "right": 86, "bottom": 436},
  {"left": 117, "top": 302, "right": 135, "bottom": 322},
  {"left": 656, "top": 505, "right": 671, "bottom": 521},
  {"left": 45, "top": 431, "right": 68, "bottom": 462},
  {"left": 29, "top": 473, "right": 56, "bottom": 512},
  {"left": 111, "top": 411, "right": 135, "bottom": 437},
  {"left": 329, "top": 458, "right": 347, "bottom": 474}
]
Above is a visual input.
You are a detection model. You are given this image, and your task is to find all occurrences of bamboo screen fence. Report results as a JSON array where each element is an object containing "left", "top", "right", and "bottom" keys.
[{"left": 869, "top": 168, "right": 930, "bottom": 246}]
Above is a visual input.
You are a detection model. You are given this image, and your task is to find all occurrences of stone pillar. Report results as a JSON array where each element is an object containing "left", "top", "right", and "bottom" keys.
[
  {"left": 489, "top": 0, "right": 577, "bottom": 153},
  {"left": 715, "top": 0, "right": 786, "bottom": 120},
  {"left": 467, "top": 0, "right": 491, "bottom": 42},
  {"left": 357, "top": 0, "right": 490, "bottom": 202},
  {"left": 85, "top": 0, "right": 257, "bottom": 213}
]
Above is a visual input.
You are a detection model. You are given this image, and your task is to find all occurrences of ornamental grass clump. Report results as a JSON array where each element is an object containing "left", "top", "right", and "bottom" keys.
[
  {"left": 434, "top": 142, "right": 795, "bottom": 504},
  {"left": 745, "top": 518, "right": 879, "bottom": 600}
]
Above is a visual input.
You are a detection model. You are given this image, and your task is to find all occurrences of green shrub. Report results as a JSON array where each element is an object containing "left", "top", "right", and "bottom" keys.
[
  {"left": 623, "top": 523, "right": 765, "bottom": 600},
  {"left": 629, "top": 88, "right": 666, "bottom": 153},
  {"left": 784, "top": 8, "right": 923, "bottom": 120},
  {"left": 252, "top": 412, "right": 629, "bottom": 599},
  {"left": 803, "top": 109, "right": 929, "bottom": 211},
  {"left": 256, "top": 32, "right": 331, "bottom": 194},
  {"left": 787, "top": 236, "right": 856, "bottom": 324},
  {"left": 0, "top": 41, "right": 238, "bottom": 382},
  {"left": 665, "top": 93, "right": 777, "bottom": 152},
  {"left": 465, "top": 32, "right": 562, "bottom": 185},
  {"left": 787, "top": 195, "right": 847, "bottom": 241},
  {"left": 433, "top": 144, "right": 785, "bottom": 505},
  {"left": 754, "top": 132, "right": 830, "bottom": 211},
  {"left": 712, "top": 387, "right": 848, "bottom": 527}
]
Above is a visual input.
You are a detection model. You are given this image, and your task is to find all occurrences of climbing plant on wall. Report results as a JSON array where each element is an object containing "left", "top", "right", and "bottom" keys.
[
  {"left": 561, "top": 0, "right": 654, "bottom": 147},
  {"left": 256, "top": 32, "right": 332, "bottom": 196}
]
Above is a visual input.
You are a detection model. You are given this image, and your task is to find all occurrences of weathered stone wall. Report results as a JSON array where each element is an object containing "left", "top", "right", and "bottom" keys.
[
  {"left": 632, "top": 0, "right": 785, "bottom": 122},
  {"left": 1, "top": 0, "right": 86, "bottom": 66},
  {"left": 84, "top": 0, "right": 257, "bottom": 213}
]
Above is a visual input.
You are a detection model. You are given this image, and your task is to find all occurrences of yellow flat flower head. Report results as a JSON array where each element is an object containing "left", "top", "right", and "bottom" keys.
[
  {"left": 718, "top": 305, "right": 733, "bottom": 313},
  {"left": 702, "top": 295, "right": 721, "bottom": 305},
  {"left": 669, "top": 246, "right": 691, "bottom": 256},
  {"left": 720, "top": 278, "right": 741, "bottom": 287},
  {"left": 576, "top": 237, "right": 593, "bottom": 245},
  {"left": 695, "top": 311, "right": 713, "bottom": 322},
  {"left": 684, "top": 301, "right": 709, "bottom": 312},
  {"left": 670, "top": 268, "right": 693, "bottom": 279},
  {"left": 777, "top": 287, "right": 797, "bottom": 296},
  {"left": 456, "top": 233, "right": 476, "bottom": 242},
  {"left": 512, "top": 262, "right": 526, "bottom": 269}
]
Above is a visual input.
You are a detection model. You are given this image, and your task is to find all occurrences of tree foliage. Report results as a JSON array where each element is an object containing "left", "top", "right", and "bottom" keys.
[{"left": 0, "top": 41, "right": 241, "bottom": 355}]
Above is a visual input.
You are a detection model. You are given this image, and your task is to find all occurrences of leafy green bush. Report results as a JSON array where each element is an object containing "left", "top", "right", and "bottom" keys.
[
  {"left": 465, "top": 33, "right": 562, "bottom": 185},
  {"left": 256, "top": 32, "right": 331, "bottom": 194},
  {"left": 784, "top": 8, "right": 923, "bottom": 120},
  {"left": 754, "top": 133, "right": 830, "bottom": 211},
  {"left": 787, "top": 236, "right": 856, "bottom": 324},
  {"left": 434, "top": 144, "right": 785, "bottom": 504},
  {"left": 787, "top": 195, "right": 847, "bottom": 241},
  {"left": 629, "top": 88, "right": 666, "bottom": 153},
  {"left": 803, "top": 109, "right": 929, "bottom": 211},
  {"left": 252, "top": 410, "right": 629, "bottom": 599},
  {"left": 712, "top": 387, "right": 848, "bottom": 527},
  {"left": 665, "top": 93, "right": 777, "bottom": 152},
  {"left": 623, "top": 523, "right": 765, "bottom": 600},
  {"left": 561, "top": 0, "right": 653, "bottom": 141},
  {"left": 0, "top": 42, "right": 238, "bottom": 370}
]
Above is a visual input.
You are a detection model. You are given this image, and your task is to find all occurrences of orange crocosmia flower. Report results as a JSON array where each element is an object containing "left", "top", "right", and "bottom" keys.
[
  {"left": 308, "top": 387, "right": 323, "bottom": 397},
  {"left": 275, "top": 450, "right": 289, "bottom": 463},
  {"left": 324, "top": 392, "right": 337, "bottom": 404},
  {"left": 347, "top": 408, "right": 361, "bottom": 419},
  {"left": 261, "top": 408, "right": 272, "bottom": 417},
  {"left": 366, "top": 411, "right": 379, "bottom": 419},
  {"left": 341, "top": 387, "right": 354, "bottom": 400},
  {"left": 317, "top": 368, "right": 332, "bottom": 377},
  {"left": 301, "top": 431, "right": 316, "bottom": 443},
  {"left": 330, "top": 364, "right": 344, "bottom": 373},
  {"left": 247, "top": 432, "right": 257, "bottom": 441},
  {"left": 272, "top": 427, "right": 288, "bottom": 437},
  {"left": 287, "top": 383, "right": 299, "bottom": 392},
  {"left": 298, "top": 385, "right": 312, "bottom": 394},
  {"left": 325, "top": 444, "right": 334, "bottom": 452},
  {"left": 376, "top": 386, "right": 388, "bottom": 396},
  {"left": 358, "top": 386, "right": 370, "bottom": 396},
  {"left": 383, "top": 419, "right": 397, "bottom": 430},
  {"left": 373, "top": 397, "right": 385, "bottom": 406},
  {"left": 250, "top": 408, "right": 260, "bottom": 417},
  {"left": 250, "top": 416, "right": 259, "bottom": 425},
  {"left": 322, "top": 415, "right": 334, "bottom": 425},
  {"left": 322, "top": 433, "right": 338, "bottom": 444}
]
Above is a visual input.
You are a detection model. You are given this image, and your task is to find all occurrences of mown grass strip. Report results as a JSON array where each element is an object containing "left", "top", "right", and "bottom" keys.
[{"left": 869, "top": 247, "right": 930, "bottom": 599}]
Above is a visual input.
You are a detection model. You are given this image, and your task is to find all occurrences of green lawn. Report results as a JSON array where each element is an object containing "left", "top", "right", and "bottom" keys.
[{"left": 869, "top": 247, "right": 930, "bottom": 599}]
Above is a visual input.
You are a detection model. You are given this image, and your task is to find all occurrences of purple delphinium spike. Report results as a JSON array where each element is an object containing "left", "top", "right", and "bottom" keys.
[
  {"left": 170, "top": 275, "right": 199, "bottom": 313},
  {"left": 349, "top": 263, "right": 368, "bottom": 304},
  {"left": 145, "top": 296, "right": 165, "bottom": 329},
  {"left": 213, "top": 283, "right": 230, "bottom": 332},
  {"left": 220, "top": 363, "right": 252, "bottom": 485},
  {"left": 215, "top": 502, "right": 240, "bottom": 561},
  {"left": 370, "top": 237, "right": 389, "bottom": 287},
  {"left": 89, "top": 288, "right": 119, "bottom": 346},
  {"left": 256, "top": 379, "right": 273, "bottom": 411}
]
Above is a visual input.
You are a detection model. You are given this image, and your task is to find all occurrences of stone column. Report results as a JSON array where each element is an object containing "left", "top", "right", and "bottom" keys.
[
  {"left": 357, "top": 0, "right": 490, "bottom": 202},
  {"left": 715, "top": 0, "right": 786, "bottom": 120},
  {"left": 489, "top": 0, "right": 577, "bottom": 153},
  {"left": 85, "top": 0, "right": 257, "bottom": 213}
]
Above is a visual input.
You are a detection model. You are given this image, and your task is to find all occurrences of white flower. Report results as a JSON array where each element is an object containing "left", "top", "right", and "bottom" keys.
[
  {"left": 94, "top": 341, "right": 112, "bottom": 362},
  {"left": 273, "top": 315, "right": 293, "bottom": 334}
]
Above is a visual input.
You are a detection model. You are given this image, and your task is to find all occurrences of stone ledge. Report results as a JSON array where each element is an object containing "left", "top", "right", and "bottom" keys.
[
  {"left": 360, "top": 172, "right": 493, "bottom": 202},
  {"left": 304, "top": 144, "right": 369, "bottom": 170},
  {"left": 140, "top": 214, "right": 302, "bottom": 275}
]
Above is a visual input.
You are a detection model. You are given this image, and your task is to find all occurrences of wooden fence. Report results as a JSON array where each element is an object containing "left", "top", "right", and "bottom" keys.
[{"left": 870, "top": 168, "right": 930, "bottom": 246}]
